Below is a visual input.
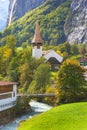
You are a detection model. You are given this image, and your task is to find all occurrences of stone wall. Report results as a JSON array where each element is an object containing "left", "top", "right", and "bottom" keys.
[
  {"left": 0, "top": 96, "right": 32, "bottom": 125},
  {"left": 0, "top": 108, "right": 15, "bottom": 125}
]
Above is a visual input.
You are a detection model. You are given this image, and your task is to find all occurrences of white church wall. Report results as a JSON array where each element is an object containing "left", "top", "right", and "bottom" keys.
[{"left": 32, "top": 46, "right": 42, "bottom": 59}]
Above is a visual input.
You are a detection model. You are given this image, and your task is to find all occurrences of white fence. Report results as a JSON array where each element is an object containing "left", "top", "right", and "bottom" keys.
[
  {"left": 0, "top": 92, "right": 17, "bottom": 111},
  {"left": 0, "top": 101, "right": 16, "bottom": 111}
]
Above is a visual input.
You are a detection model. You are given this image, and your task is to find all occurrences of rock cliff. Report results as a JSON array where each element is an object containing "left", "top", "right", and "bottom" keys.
[
  {"left": 1, "top": 0, "right": 87, "bottom": 44},
  {"left": 65, "top": 0, "right": 87, "bottom": 44},
  {"left": 7, "top": 0, "right": 45, "bottom": 26}
]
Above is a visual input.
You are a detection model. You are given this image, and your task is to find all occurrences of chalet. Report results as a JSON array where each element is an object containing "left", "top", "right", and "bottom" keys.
[
  {"left": 43, "top": 50, "right": 63, "bottom": 69},
  {"left": 32, "top": 21, "right": 63, "bottom": 68},
  {"left": 0, "top": 82, "right": 17, "bottom": 112}
]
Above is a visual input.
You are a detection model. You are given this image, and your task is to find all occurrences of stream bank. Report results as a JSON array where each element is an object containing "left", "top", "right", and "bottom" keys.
[{"left": 0, "top": 100, "right": 52, "bottom": 130}]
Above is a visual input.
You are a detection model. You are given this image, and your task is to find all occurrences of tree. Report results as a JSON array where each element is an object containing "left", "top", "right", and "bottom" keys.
[
  {"left": 19, "top": 63, "right": 33, "bottom": 91},
  {"left": 34, "top": 64, "right": 50, "bottom": 93},
  {"left": 6, "top": 35, "right": 17, "bottom": 56},
  {"left": 6, "top": 35, "right": 16, "bottom": 48},
  {"left": 0, "top": 46, "right": 12, "bottom": 76},
  {"left": 57, "top": 59, "right": 86, "bottom": 102},
  {"left": 71, "top": 44, "right": 79, "bottom": 55},
  {"left": 80, "top": 47, "right": 86, "bottom": 56},
  {"left": 8, "top": 57, "right": 19, "bottom": 82},
  {"left": 58, "top": 42, "right": 71, "bottom": 55},
  {"left": 64, "top": 42, "right": 71, "bottom": 54},
  {"left": 22, "top": 42, "right": 29, "bottom": 49},
  {"left": 19, "top": 57, "right": 37, "bottom": 92}
]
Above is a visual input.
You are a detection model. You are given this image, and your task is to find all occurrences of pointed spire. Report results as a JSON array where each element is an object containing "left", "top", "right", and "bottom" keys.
[{"left": 32, "top": 21, "right": 43, "bottom": 44}]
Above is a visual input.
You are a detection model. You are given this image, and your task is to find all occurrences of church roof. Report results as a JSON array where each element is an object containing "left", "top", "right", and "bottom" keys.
[{"left": 32, "top": 21, "right": 43, "bottom": 44}]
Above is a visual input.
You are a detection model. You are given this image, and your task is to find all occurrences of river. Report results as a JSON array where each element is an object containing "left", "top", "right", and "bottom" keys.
[{"left": 0, "top": 100, "right": 52, "bottom": 130}]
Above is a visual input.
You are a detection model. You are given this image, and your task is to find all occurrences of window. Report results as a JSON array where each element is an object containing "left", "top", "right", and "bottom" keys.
[{"left": 0, "top": 93, "right": 12, "bottom": 100}]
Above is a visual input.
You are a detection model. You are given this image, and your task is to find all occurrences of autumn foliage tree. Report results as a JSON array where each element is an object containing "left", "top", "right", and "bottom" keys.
[
  {"left": 19, "top": 57, "right": 37, "bottom": 92},
  {"left": 57, "top": 59, "right": 86, "bottom": 103}
]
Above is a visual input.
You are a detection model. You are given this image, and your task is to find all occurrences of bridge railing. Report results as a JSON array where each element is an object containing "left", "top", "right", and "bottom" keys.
[{"left": 17, "top": 93, "right": 55, "bottom": 98}]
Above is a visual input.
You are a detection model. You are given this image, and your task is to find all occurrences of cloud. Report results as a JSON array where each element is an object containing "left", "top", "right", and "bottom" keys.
[
  {"left": 1, "top": 0, "right": 9, "bottom": 3},
  {"left": 1, "top": 0, "right": 6, "bottom": 1}
]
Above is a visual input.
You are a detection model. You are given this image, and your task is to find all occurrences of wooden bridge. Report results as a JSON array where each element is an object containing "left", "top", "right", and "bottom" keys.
[{"left": 17, "top": 93, "right": 55, "bottom": 98}]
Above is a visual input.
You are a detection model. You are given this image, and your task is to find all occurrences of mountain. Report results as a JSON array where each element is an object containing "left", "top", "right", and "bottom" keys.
[
  {"left": 0, "top": 0, "right": 9, "bottom": 31},
  {"left": 1, "top": 0, "right": 71, "bottom": 46},
  {"left": 0, "top": 0, "right": 87, "bottom": 45},
  {"left": 65, "top": 0, "right": 87, "bottom": 44},
  {"left": 7, "top": 0, "right": 46, "bottom": 26}
]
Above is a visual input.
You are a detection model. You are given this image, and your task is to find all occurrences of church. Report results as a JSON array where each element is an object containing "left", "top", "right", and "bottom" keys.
[{"left": 32, "top": 21, "right": 63, "bottom": 69}]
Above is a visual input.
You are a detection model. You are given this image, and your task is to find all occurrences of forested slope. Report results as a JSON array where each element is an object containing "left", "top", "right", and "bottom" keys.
[{"left": 0, "top": 0, "right": 71, "bottom": 46}]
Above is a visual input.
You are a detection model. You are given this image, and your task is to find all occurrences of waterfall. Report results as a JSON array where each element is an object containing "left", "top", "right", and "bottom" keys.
[{"left": 8, "top": 0, "right": 16, "bottom": 26}]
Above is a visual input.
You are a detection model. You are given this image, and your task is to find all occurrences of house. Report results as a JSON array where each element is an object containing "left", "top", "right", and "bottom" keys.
[
  {"left": 80, "top": 57, "right": 87, "bottom": 66},
  {"left": 32, "top": 21, "right": 63, "bottom": 68},
  {"left": 0, "top": 82, "right": 17, "bottom": 112}
]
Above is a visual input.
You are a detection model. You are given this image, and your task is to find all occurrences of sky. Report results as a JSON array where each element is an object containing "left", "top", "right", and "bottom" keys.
[
  {"left": 0, "top": 0, "right": 9, "bottom": 31},
  {"left": 1, "top": 0, "right": 5, "bottom": 1}
]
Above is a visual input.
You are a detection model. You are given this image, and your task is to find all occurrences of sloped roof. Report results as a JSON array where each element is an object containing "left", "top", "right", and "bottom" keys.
[
  {"left": 0, "top": 82, "right": 17, "bottom": 86},
  {"left": 80, "top": 57, "right": 87, "bottom": 62},
  {"left": 43, "top": 50, "right": 63, "bottom": 63},
  {"left": 32, "top": 21, "right": 43, "bottom": 44},
  {"left": 42, "top": 50, "right": 52, "bottom": 55}
]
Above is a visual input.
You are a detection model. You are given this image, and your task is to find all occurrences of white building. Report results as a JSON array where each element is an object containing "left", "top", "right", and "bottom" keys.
[
  {"left": 43, "top": 50, "right": 63, "bottom": 69},
  {"left": 0, "top": 82, "right": 17, "bottom": 112},
  {"left": 32, "top": 21, "right": 63, "bottom": 68}
]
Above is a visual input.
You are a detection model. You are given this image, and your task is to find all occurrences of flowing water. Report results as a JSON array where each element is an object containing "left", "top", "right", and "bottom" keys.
[
  {"left": 8, "top": 0, "right": 16, "bottom": 26},
  {"left": 0, "top": 100, "right": 52, "bottom": 130}
]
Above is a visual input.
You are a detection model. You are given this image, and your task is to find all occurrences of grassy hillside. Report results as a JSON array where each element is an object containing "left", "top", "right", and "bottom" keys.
[
  {"left": 1, "top": 0, "right": 72, "bottom": 46},
  {"left": 18, "top": 102, "right": 87, "bottom": 130}
]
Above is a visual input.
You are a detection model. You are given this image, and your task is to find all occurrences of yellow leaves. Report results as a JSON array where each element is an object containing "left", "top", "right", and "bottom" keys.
[
  {"left": 63, "top": 59, "right": 79, "bottom": 66},
  {"left": 3, "top": 48, "right": 12, "bottom": 59},
  {"left": 0, "top": 46, "right": 12, "bottom": 62},
  {"left": 6, "top": 35, "right": 16, "bottom": 48},
  {"left": 56, "top": 50, "right": 63, "bottom": 57},
  {"left": 62, "top": 52, "right": 68, "bottom": 59},
  {"left": 45, "top": 86, "right": 59, "bottom": 105},
  {"left": 46, "top": 86, "right": 57, "bottom": 94}
]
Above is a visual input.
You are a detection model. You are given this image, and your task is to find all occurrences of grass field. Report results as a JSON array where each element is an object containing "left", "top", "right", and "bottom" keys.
[{"left": 18, "top": 102, "right": 87, "bottom": 130}]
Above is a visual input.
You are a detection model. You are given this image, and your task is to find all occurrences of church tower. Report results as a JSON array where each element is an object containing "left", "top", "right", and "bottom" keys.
[{"left": 32, "top": 21, "right": 43, "bottom": 59}]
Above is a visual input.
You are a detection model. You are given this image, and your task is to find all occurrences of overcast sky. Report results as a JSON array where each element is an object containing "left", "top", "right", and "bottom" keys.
[{"left": 0, "top": 0, "right": 9, "bottom": 31}]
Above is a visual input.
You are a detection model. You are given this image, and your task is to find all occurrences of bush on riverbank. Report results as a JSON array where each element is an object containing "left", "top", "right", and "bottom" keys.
[
  {"left": 44, "top": 86, "right": 59, "bottom": 106},
  {"left": 13, "top": 96, "right": 32, "bottom": 116}
]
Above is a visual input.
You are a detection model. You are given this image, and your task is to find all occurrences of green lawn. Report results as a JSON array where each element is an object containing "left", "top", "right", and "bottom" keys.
[
  {"left": 18, "top": 102, "right": 87, "bottom": 130},
  {"left": 50, "top": 71, "right": 57, "bottom": 80}
]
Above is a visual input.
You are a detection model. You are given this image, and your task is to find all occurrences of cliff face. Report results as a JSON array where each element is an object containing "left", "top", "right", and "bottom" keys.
[
  {"left": 2, "top": 0, "right": 87, "bottom": 44},
  {"left": 65, "top": 0, "right": 87, "bottom": 44},
  {"left": 7, "top": 0, "right": 45, "bottom": 26}
]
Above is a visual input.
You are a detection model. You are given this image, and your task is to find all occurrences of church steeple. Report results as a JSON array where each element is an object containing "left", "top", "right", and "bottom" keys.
[
  {"left": 32, "top": 20, "right": 43, "bottom": 44},
  {"left": 32, "top": 21, "right": 43, "bottom": 59}
]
